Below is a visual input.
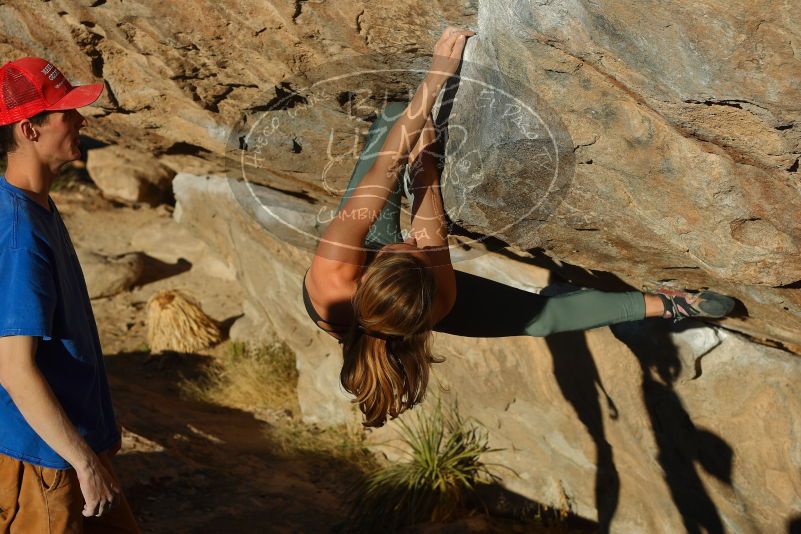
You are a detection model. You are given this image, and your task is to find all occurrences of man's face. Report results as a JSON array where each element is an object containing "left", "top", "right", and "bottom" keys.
[{"left": 31, "top": 109, "right": 86, "bottom": 167}]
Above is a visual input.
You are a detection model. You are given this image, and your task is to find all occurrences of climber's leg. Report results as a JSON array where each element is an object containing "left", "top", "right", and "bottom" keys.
[
  {"left": 434, "top": 270, "right": 543, "bottom": 337},
  {"left": 434, "top": 270, "right": 647, "bottom": 338},
  {"left": 336, "top": 101, "right": 407, "bottom": 248},
  {"left": 522, "top": 288, "right": 646, "bottom": 337},
  {"left": 644, "top": 293, "right": 666, "bottom": 317}
]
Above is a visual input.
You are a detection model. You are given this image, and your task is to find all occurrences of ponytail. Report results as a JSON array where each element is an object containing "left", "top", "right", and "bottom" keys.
[{"left": 341, "top": 329, "right": 434, "bottom": 427}]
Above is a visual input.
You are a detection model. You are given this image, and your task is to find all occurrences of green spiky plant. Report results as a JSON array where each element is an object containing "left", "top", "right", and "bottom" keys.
[{"left": 345, "top": 400, "right": 506, "bottom": 532}]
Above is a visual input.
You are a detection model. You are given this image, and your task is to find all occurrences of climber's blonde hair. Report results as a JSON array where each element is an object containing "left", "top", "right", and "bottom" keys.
[{"left": 340, "top": 250, "right": 440, "bottom": 427}]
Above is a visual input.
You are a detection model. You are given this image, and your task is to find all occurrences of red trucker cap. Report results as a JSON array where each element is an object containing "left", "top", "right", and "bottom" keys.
[{"left": 0, "top": 57, "right": 104, "bottom": 126}]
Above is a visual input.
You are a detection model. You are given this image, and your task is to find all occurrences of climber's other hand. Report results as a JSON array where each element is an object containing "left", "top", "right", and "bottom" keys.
[{"left": 429, "top": 26, "right": 476, "bottom": 81}]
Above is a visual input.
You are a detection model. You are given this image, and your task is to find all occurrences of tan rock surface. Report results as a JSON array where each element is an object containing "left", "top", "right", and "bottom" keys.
[
  {"left": 86, "top": 145, "right": 175, "bottom": 205},
  {"left": 5, "top": 0, "right": 801, "bottom": 530},
  {"left": 172, "top": 174, "right": 353, "bottom": 424},
  {"left": 76, "top": 248, "right": 145, "bottom": 299},
  {"left": 439, "top": 0, "right": 801, "bottom": 348}
]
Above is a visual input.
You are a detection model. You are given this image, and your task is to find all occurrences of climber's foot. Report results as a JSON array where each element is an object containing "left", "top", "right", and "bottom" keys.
[{"left": 654, "top": 288, "right": 735, "bottom": 323}]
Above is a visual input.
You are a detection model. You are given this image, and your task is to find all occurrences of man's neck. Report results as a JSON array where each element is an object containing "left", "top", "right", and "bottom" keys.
[{"left": 5, "top": 157, "right": 57, "bottom": 211}]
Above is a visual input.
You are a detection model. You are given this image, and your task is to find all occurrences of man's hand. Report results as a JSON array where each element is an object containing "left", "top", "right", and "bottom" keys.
[
  {"left": 76, "top": 453, "right": 120, "bottom": 517},
  {"left": 0, "top": 335, "right": 121, "bottom": 517}
]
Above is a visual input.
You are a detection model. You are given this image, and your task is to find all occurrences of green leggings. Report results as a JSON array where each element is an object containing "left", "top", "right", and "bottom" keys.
[{"left": 340, "top": 102, "right": 646, "bottom": 337}]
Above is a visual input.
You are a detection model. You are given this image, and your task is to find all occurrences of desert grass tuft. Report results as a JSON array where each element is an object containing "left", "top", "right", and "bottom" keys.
[
  {"left": 180, "top": 341, "right": 374, "bottom": 468},
  {"left": 146, "top": 289, "right": 222, "bottom": 354},
  {"left": 269, "top": 417, "right": 374, "bottom": 470},
  {"left": 181, "top": 340, "right": 298, "bottom": 412},
  {"left": 345, "top": 401, "right": 504, "bottom": 532}
]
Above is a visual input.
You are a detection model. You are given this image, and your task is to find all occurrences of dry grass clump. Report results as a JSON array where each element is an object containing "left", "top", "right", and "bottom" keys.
[
  {"left": 270, "top": 417, "right": 374, "bottom": 469},
  {"left": 146, "top": 289, "right": 222, "bottom": 353},
  {"left": 184, "top": 340, "right": 299, "bottom": 412},
  {"left": 181, "top": 340, "right": 374, "bottom": 468}
]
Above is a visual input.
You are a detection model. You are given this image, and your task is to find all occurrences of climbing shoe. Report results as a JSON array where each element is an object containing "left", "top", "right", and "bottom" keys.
[{"left": 654, "top": 288, "right": 735, "bottom": 323}]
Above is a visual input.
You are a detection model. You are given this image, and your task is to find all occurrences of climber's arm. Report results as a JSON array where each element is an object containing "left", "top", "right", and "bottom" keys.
[
  {"left": 314, "top": 73, "right": 447, "bottom": 271},
  {"left": 312, "top": 27, "right": 474, "bottom": 281},
  {"left": 409, "top": 151, "right": 456, "bottom": 321}
]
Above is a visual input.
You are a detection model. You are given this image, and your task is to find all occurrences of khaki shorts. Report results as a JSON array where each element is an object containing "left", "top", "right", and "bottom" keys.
[{"left": 0, "top": 451, "right": 140, "bottom": 533}]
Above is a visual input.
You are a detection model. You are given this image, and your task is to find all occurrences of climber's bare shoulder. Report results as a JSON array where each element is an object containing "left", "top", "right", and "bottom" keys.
[{"left": 306, "top": 255, "right": 361, "bottom": 320}]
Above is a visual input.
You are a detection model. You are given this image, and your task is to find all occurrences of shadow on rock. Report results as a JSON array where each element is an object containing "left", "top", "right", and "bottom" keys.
[
  {"left": 437, "top": 256, "right": 736, "bottom": 531},
  {"left": 217, "top": 312, "right": 245, "bottom": 340},
  {"left": 136, "top": 256, "right": 192, "bottom": 286},
  {"left": 611, "top": 319, "right": 733, "bottom": 534},
  {"left": 545, "top": 330, "right": 620, "bottom": 533},
  {"left": 471, "top": 482, "right": 598, "bottom": 531},
  {"left": 435, "top": 268, "right": 623, "bottom": 530},
  {"left": 541, "top": 271, "right": 623, "bottom": 533}
]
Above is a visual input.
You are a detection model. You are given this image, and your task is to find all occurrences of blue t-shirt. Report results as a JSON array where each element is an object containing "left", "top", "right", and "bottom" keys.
[{"left": 0, "top": 176, "right": 119, "bottom": 469}]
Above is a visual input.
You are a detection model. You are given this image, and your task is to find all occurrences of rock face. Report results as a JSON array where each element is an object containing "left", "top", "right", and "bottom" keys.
[
  {"left": 386, "top": 321, "right": 801, "bottom": 534},
  {"left": 131, "top": 219, "right": 237, "bottom": 281},
  {"left": 174, "top": 174, "right": 801, "bottom": 533},
  {"left": 439, "top": 0, "right": 801, "bottom": 350},
  {"left": 172, "top": 174, "right": 353, "bottom": 424},
  {"left": 76, "top": 248, "right": 145, "bottom": 299},
  {"left": 86, "top": 145, "right": 176, "bottom": 205},
  {"left": 0, "top": 0, "right": 473, "bottom": 179}
]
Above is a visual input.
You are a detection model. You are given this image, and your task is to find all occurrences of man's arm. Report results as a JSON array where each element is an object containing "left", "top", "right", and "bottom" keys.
[{"left": 0, "top": 335, "right": 119, "bottom": 517}]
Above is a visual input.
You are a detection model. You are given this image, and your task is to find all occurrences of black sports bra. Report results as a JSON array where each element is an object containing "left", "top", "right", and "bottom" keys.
[{"left": 302, "top": 269, "right": 351, "bottom": 340}]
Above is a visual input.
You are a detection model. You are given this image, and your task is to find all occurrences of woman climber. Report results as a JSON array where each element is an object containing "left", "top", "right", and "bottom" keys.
[{"left": 302, "top": 26, "right": 735, "bottom": 427}]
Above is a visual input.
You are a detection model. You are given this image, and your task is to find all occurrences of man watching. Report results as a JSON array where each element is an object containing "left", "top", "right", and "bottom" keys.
[{"left": 0, "top": 57, "right": 139, "bottom": 532}]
